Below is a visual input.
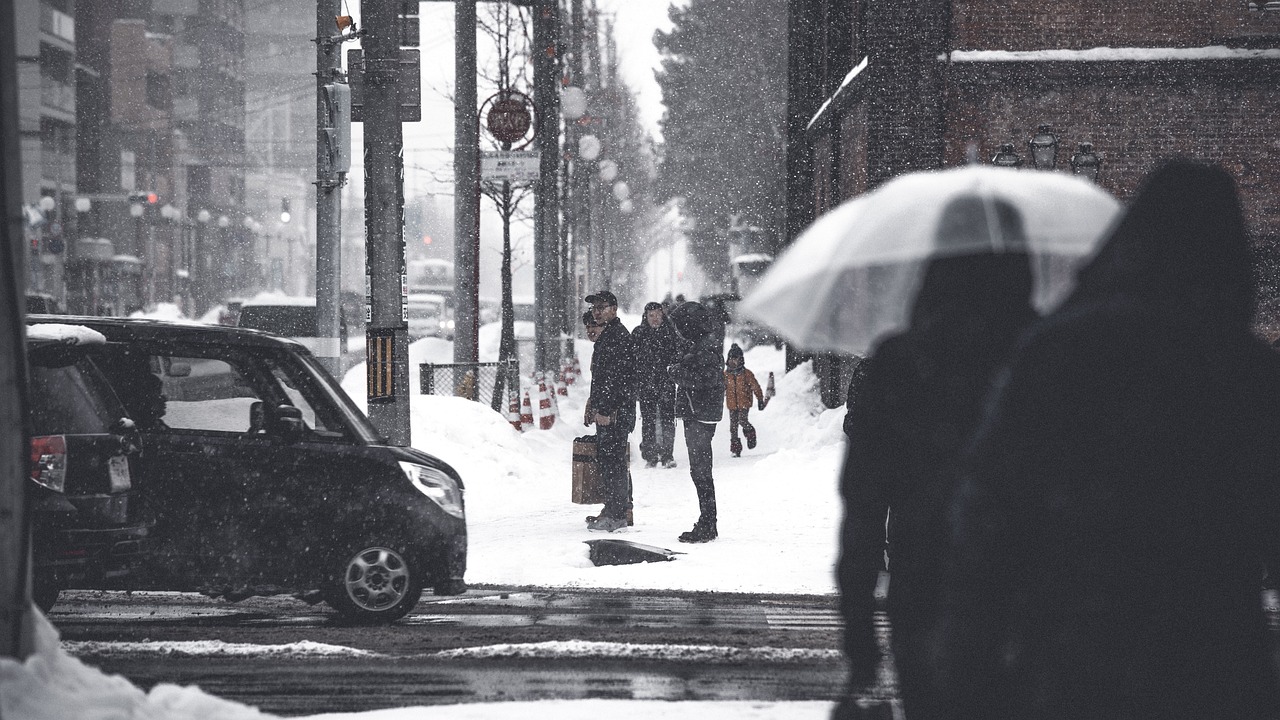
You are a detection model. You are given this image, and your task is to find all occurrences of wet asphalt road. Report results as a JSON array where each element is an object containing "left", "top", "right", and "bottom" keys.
[{"left": 49, "top": 587, "right": 863, "bottom": 715}]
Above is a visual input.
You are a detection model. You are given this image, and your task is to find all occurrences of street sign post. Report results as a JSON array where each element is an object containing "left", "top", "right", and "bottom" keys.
[{"left": 481, "top": 151, "right": 541, "bottom": 183}]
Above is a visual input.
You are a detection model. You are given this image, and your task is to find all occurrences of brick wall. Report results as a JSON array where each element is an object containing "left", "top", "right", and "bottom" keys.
[{"left": 951, "top": 0, "right": 1280, "bottom": 50}]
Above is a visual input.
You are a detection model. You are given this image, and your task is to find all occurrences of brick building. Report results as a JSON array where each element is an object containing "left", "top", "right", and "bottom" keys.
[{"left": 787, "top": 1, "right": 1280, "bottom": 406}]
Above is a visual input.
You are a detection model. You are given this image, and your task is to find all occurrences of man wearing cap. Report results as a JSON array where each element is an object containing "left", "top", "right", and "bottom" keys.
[{"left": 584, "top": 290, "right": 637, "bottom": 532}]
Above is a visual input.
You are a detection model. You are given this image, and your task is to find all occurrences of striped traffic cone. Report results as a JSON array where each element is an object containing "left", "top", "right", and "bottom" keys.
[
  {"left": 507, "top": 387, "right": 523, "bottom": 432},
  {"left": 562, "top": 357, "right": 576, "bottom": 386},
  {"left": 538, "top": 375, "right": 556, "bottom": 430},
  {"left": 520, "top": 389, "right": 534, "bottom": 431}
]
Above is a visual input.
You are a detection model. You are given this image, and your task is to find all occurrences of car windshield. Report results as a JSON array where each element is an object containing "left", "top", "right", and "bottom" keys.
[
  {"left": 28, "top": 358, "right": 123, "bottom": 435},
  {"left": 288, "top": 353, "right": 383, "bottom": 444},
  {"left": 238, "top": 305, "right": 317, "bottom": 337}
]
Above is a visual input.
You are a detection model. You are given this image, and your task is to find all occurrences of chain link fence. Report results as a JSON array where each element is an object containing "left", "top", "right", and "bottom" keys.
[{"left": 419, "top": 358, "right": 520, "bottom": 411}]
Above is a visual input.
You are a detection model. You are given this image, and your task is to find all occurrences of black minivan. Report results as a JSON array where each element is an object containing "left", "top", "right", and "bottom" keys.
[
  {"left": 28, "top": 315, "right": 467, "bottom": 623},
  {"left": 26, "top": 324, "right": 149, "bottom": 611}
]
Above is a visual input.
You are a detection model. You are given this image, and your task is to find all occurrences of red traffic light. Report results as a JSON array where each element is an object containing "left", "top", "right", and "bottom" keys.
[{"left": 146, "top": 192, "right": 158, "bottom": 204}]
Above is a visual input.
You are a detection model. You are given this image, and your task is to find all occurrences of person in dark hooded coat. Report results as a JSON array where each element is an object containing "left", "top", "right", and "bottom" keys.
[
  {"left": 941, "top": 160, "right": 1280, "bottom": 720},
  {"left": 667, "top": 301, "right": 726, "bottom": 543},
  {"left": 633, "top": 301, "right": 683, "bottom": 467},
  {"left": 833, "top": 195, "right": 1038, "bottom": 720}
]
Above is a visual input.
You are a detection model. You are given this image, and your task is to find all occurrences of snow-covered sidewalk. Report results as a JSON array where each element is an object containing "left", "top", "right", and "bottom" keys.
[{"left": 374, "top": 337, "right": 846, "bottom": 594}]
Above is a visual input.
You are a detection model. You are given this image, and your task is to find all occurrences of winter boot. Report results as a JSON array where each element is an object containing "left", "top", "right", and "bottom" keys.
[
  {"left": 730, "top": 436, "right": 742, "bottom": 457},
  {"left": 588, "top": 515, "right": 628, "bottom": 532},
  {"left": 744, "top": 425, "right": 758, "bottom": 450},
  {"left": 679, "top": 520, "right": 717, "bottom": 543}
]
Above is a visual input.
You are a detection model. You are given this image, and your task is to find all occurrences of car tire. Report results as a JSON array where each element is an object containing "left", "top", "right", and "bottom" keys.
[
  {"left": 32, "top": 572, "right": 59, "bottom": 613},
  {"left": 325, "top": 541, "right": 424, "bottom": 624}
]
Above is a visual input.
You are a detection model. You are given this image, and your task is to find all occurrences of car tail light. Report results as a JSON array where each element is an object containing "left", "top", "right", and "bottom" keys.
[{"left": 30, "top": 435, "right": 67, "bottom": 493}]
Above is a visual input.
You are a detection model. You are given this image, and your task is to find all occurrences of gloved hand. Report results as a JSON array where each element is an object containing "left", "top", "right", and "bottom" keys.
[{"left": 758, "top": 397, "right": 767, "bottom": 411}]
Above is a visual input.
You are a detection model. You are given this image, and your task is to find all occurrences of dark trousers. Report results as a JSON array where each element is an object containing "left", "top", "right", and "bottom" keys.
[
  {"left": 596, "top": 408, "right": 634, "bottom": 519},
  {"left": 682, "top": 419, "right": 717, "bottom": 525},
  {"left": 728, "top": 407, "right": 754, "bottom": 442},
  {"left": 638, "top": 398, "right": 676, "bottom": 463}
]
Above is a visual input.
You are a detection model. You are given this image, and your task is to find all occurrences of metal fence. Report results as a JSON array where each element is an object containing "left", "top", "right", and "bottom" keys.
[{"left": 419, "top": 359, "right": 520, "bottom": 411}]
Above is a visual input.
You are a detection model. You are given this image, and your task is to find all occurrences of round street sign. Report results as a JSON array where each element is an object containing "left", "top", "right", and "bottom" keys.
[{"left": 486, "top": 96, "right": 532, "bottom": 145}]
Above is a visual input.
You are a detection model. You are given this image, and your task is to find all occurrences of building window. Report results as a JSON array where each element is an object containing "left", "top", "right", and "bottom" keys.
[
  {"left": 145, "top": 72, "right": 171, "bottom": 111},
  {"left": 1248, "top": 1, "right": 1280, "bottom": 10},
  {"left": 120, "top": 150, "right": 136, "bottom": 191}
]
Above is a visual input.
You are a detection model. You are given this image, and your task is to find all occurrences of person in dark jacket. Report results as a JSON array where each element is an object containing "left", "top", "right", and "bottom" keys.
[
  {"left": 834, "top": 194, "right": 1038, "bottom": 720},
  {"left": 633, "top": 301, "right": 683, "bottom": 468},
  {"left": 723, "top": 343, "right": 765, "bottom": 457},
  {"left": 584, "top": 290, "right": 637, "bottom": 532},
  {"left": 941, "top": 160, "right": 1280, "bottom": 720},
  {"left": 667, "top": 301, "right": 725, "bottom": 543}
]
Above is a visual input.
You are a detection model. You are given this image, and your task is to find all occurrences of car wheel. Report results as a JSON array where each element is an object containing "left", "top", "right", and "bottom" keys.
[
  {"left": 325, "top": 542, "right": 424, "bottom": 623},
  {"left": 32, "top": 572, "right": 59, "bottom": 613}
]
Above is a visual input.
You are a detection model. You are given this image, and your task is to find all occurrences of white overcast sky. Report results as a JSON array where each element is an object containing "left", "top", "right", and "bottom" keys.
[{"left": 350, "top": 1, "right": 677, "bottom": 199}]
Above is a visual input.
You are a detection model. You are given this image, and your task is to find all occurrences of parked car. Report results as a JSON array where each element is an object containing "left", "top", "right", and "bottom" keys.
[
  {"left": 25, "top": 292, "right": 64, "bottom": 315},
  {"left": 236, "top": 296, "right": 348, "bottom": 363},
  {"left": 27, "top": 315, "right": 468, "bottom": 623},
  {"left": 407, "top": 292, "right": 453, "bottom": 341},
  {"left": 25, "top": 323, "right": 149, "bottom": 611}
]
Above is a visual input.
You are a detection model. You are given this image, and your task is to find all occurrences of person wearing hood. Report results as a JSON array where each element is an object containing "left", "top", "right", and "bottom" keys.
[
  {"left": 583, "top": 290, "right": 637, "bottom": 533},
  {"left": 833, "top": 194, "right": 1039, "bottom": 720},
  {"left": 633, "top": 301, "right": 683, "bottom": 468},
  {"left": 723, "top": 343, "right": 766, "bottom": 457},
  {"left": 667, "top": 301, "right": 726, "bottom": 543},
  {"left": 941, "top": 160, "right": 1280, "bottom": 720}
]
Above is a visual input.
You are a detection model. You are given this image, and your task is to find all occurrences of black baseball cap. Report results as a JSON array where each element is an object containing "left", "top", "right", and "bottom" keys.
[{"left": 585, "top": 290, "right": 617, "bottom": 307}]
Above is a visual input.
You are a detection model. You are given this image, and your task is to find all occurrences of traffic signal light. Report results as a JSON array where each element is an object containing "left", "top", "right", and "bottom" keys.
[{"left": 280, "top": 197, "right": 292, "bottom": 224}]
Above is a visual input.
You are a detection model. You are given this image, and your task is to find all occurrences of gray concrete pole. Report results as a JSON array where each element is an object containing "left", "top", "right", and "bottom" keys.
[
  {"left": 363, "top": 0, "right": 410, "bottom": 445},
  {"left": 532, "top": 0, "right": 560, "bottom": 372},
  {"left": 0, "top": 0, "right": 33, "bottom": 660},
  {"left": 316, "top": 0, "right": 343, "bottom": 378},
  {"left": 452, "top": 1, "right": 479, "bottom": 364}
]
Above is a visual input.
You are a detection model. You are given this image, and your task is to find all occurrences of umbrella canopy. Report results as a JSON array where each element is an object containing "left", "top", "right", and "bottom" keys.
[{"left": 740, "top": 165, "right": 1121, "bottom": 356}]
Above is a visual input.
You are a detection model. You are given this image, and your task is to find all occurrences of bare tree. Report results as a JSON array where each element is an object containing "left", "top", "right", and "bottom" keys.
[{"left": 478, "top": 2, "right": 535, "bottom": 407}]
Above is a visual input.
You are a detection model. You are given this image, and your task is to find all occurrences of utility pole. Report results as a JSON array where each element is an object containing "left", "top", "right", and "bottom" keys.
[
  {"left": 0, "top": 0, "right": 34, "bottom": 660},
  {"left": 532, "top": 0, "right": 560, "bottom": 373},
  {"left": 316, "top": 0, "right": 350, "bottom": 378},
  {"left": 363, "top": 0, "right": 410, "bottom": 445},
  {"left": 453, "top": 0, "right": 479, "bottom": 364}
]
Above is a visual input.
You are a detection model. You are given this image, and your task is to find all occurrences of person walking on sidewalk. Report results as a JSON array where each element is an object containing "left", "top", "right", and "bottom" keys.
[
  {"left": 667, "top": 301, "right": 725, "bottom": 543},
  {"left": 633, "top": 301, "right": 683, "bottom": 468},
  {"left": 584, "top": 291, "right": 636, "bottom": 533},
  {"left": 723, "top": 343, "right": 766, "bottom": 457}
]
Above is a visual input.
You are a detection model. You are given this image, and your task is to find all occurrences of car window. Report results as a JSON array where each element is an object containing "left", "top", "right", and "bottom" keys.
[
  {"left": 157, "top": 356, "right": 263, "bottom": 433},
  {"left": 262, "top": 356, "right": 342, "bottom": 437},
  {"left": 28, "top": 360, "right": 119, "bottom": 435}
]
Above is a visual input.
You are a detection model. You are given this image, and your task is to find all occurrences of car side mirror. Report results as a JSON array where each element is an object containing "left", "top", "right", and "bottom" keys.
[
  {"left": 271, "top": 404, "right": 305, "bottom": 441},
  {"left": 112, "top": 417, "right": 142, "bottom": 455}
]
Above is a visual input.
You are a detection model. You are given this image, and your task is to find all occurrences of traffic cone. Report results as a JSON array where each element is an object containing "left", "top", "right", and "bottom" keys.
[
  {"left": 571, "top": 355, "right": 582, "bottom": 381},
  {"left": 538, "top": 376, "right": 556, "bottom": 430},
  {"left": 520, "top": 389, "right": 534, "bottom": 430},
  {"left": 556, "top": 370, "right": 568, "bottom": 397},
  {"left": 562, "top": 357, "right": 576, "bottom": 386},
  {"left": 766, "top": 371, "right": 776, "bottom": 400},
  {"left": 507, "top": 388, "right": 523, "bottom": 432}
]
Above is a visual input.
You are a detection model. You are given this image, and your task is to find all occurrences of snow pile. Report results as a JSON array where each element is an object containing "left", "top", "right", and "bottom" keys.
[
  {"left": 129, "top": 302, "right": 193, "bottom": 323},
  {"left": 25, "top": 323, "right": 106, "bottom": 345},
  {"left": 64, "top": 638, "right": 380, "bottom": 659},
  {"left": 0, "top": 611, "right": 275, "bottom": 720},
  {"left": 430, "top": 640, "right": 840, "bottom": 663}
]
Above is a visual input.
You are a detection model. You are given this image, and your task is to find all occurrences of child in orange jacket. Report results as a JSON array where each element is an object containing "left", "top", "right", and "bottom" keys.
[{"left": 724, "top": 344, "right": 766, "bottom": 457}]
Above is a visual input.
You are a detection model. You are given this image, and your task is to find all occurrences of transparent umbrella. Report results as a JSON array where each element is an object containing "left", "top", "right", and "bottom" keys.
[{"left": 740, "top": 165, "right": 1121, "bottom": 355}]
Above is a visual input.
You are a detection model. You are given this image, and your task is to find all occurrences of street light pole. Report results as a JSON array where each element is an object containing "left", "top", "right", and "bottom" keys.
[
  {"left": 532, "top": 0, "right": 561, "bottom": 373},
  {"left": 453, "top": 0, "right": 479, "bottom": 365}
]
